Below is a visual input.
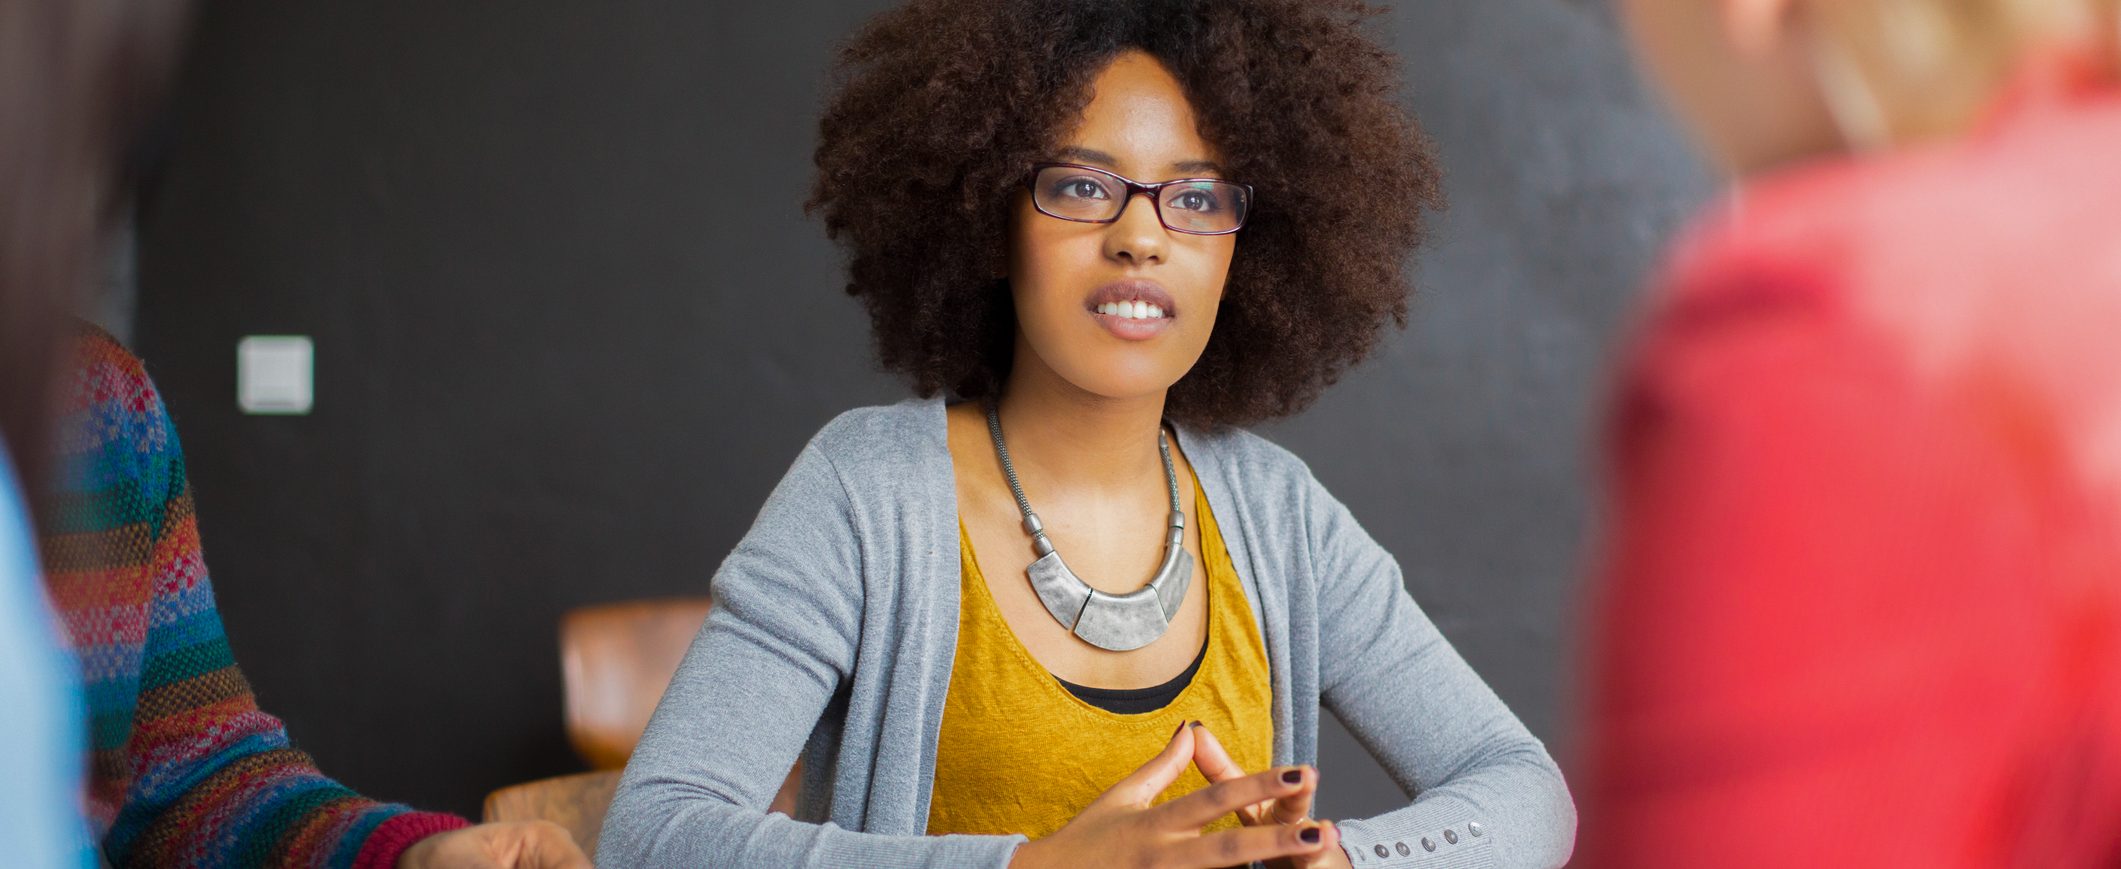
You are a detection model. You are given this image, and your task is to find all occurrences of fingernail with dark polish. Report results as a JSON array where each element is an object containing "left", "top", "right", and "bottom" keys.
[
  {"left": 1189, "top": 720, "right": 1204, "bottom": 729},
  {"left": 1300, "top": 826, "right": 1321, "bottom": 844},
  {"left": 1281, "top": 769, "right": 1303, "bottom": 784},
  {"left": 1173, "top": 722, "right": 1187, "bottom": 739}
]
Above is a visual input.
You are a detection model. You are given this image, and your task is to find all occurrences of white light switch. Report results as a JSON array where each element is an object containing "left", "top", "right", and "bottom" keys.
[{"left": 237, "top": 335, "right": 313, "bottom": 415}]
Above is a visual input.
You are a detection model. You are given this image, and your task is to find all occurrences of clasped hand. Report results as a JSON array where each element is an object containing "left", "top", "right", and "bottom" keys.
[
  {"left": 1009, "top": 722, "right": 1353, "bottom": 869},
  {"left": 397, "top": 820, "right": 592, "bottom": 869}
]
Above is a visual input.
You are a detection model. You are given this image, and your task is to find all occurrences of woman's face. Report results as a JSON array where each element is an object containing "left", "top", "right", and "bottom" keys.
[
  {"left": 1621, "top": 0, "right": 1847, "bottom": 174},
  {"left": 1005, "top": 49, "right": 1236, "bottom": 404}
]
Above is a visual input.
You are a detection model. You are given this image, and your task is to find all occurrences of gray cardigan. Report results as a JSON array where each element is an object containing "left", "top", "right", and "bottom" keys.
[{"left": 600, "top": 398, "right": 1574, "bottom": 868}]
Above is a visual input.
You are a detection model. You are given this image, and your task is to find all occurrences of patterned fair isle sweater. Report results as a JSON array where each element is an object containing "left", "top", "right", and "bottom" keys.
[{"left": 40, "top": 329, "right": 469, "bottom": 868}]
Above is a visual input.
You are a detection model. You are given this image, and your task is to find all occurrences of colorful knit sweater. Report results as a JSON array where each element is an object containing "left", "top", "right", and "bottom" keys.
[{"left": 40, "top": 329, "right": 469, "bottom": 868}]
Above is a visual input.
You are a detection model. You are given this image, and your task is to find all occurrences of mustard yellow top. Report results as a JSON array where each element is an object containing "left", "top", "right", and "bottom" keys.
[{"left": 926, "top": 479, "right": 1274, "bottom": 838}]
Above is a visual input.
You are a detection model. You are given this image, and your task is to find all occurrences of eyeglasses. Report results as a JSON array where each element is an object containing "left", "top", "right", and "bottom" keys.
[{"left": 1026, "top": 162, "right": 1253, "bottom": 236}]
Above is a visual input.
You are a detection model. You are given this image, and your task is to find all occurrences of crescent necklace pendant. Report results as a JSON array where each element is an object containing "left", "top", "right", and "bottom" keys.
[{"left": 986, "top": 404, "right": 1190, "bottom": 652}]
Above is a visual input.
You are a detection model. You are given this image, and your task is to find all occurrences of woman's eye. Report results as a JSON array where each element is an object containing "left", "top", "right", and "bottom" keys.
[
  {"left": 1055, "top": 177, "right": 1110, "bottom": 200},
  {"left": 1171, "top": 188, "right": 1222, "bottom": 212}
]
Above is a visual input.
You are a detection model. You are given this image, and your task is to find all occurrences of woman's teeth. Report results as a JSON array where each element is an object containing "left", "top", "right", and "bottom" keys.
[{"left": 1096, "top": 301, "right": 1167, "bottom": 320}]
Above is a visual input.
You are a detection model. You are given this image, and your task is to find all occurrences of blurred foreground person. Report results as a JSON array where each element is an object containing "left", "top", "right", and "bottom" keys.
[
  {"left": 45, "top": 328, "right": 594, "bottom": 869},
  {"left": 1, "top": 0, "right": 191, "bottom": 864},
  {"left": 1582, "top": 0, "right": 2121, "bottom": 865},
  {"left": 0, "top": 446, "right": 81, "bottom": 868},
  {"left": 2, "top": 0, "right": 589, "bottom": 864}
]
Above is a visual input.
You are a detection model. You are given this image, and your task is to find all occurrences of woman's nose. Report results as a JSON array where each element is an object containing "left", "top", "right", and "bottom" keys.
[{"left": 1103, "top": 191, "right": 1167, "bottom": 266}]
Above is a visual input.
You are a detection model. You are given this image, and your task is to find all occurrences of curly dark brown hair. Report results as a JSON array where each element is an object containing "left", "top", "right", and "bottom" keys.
[{"left": 808, "top": 0, "right": 1442, "bottom": 427}]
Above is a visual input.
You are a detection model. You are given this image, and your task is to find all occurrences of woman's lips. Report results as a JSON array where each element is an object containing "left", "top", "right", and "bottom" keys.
[
  {"left": 1085, "top": 279, "right": 1176, "bottom": 341},
  {"left": 1085, "top": 279, "right": 1177, "bottom": 315},
  {"left": 1091, "top": 308, "right": 1175, "bottom": 341}
]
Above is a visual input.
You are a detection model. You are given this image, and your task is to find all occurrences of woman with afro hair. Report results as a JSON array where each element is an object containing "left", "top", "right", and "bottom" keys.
[{"left": 601, "top": 2, "right": 1576, "bottom": 867}]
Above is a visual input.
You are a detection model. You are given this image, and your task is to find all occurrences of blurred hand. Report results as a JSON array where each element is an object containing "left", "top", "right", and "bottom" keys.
[
  {"left": 397, "top": 821, "right": 592, "bottom": 869},
  {"left": 1190, "top": 722, "right": 1350, "bottom": 869},
  {"left": 1008, "top": 723, "right": 1334, "bottom": 869}
]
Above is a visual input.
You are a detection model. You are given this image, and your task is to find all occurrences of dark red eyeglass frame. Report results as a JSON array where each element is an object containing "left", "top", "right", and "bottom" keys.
[{"left": 1025, "top": 162, "right": 1254, "bottom": 236}]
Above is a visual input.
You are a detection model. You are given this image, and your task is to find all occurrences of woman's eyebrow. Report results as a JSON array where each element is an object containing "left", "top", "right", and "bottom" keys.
[
  {"left": 1052, "top": 146, "right": 1121, "bottom": 167},
  {"left": 1051, "top": 146, "right": 1224, "bottom": 177}
]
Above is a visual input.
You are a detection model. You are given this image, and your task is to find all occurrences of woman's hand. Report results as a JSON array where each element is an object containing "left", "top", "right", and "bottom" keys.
[
  {"left": 1008, "top": 723, "right": 1334, "bottom": 869},
  {"left": 396, "top": 821, "right": 592, "bottom": 869},
  {"left": 1189, "top": 723, "right": 1351, "bottom": 869}
]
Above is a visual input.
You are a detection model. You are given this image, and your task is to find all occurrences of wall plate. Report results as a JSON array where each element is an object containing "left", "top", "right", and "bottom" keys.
[{"left": 237, "top": 335, "right": 314, "bottom": 415}]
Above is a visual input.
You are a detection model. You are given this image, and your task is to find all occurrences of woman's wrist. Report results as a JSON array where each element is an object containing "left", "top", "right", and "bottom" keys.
[{"left": 1005, "top": 838, "right": 1046, "bottom": 869}]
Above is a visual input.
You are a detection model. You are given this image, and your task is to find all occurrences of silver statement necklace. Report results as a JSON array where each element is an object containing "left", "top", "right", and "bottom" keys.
[{"left": 985, "top": 404, "right": 1191, "bottom": 652}]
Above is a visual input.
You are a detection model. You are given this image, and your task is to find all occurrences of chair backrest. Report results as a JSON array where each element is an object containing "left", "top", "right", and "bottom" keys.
[
  {"left": 560, "top": 596, "right": 713, "bottom": 770},
  {"left": 483, "top": 770, "right": 621, "bottom": 855},
  {"left": 558, "top": 595, "right": 804, "bottom": 815}
]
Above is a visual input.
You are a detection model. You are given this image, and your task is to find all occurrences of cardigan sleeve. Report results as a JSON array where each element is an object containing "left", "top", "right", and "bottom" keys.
[
  {"left": 58, "top": 333, "right": 467, "bottom": 868},
  {"left": 1309, "top": 470, "right": 1576, "bottom": 868},
  {"left": 596, "top": 440, "right": 1024, "bottom": 869}
]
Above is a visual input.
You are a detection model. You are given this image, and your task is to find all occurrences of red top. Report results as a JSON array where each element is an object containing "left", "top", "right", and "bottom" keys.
[{"left": 1578, "top": 61, "right": 2121, "bottom": 868}]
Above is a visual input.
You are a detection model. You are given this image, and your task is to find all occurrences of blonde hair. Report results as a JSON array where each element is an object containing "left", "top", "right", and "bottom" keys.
[{"left": 1810, "top": 0, "right": 2121, "bottom": 143}]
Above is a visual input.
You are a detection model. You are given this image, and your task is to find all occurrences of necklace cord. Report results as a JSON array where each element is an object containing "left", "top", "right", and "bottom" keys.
[{"left": 986, "top": 403, "right": 1181, "bottom": 531}]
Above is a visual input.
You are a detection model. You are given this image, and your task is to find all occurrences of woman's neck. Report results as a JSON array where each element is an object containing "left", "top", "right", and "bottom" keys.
[{"left": 993, "top": 365, "right": 1172, "bottom": 496}]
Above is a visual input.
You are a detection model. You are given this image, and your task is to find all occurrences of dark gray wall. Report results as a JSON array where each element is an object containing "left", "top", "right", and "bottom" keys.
[{"left": 135, "top": 1, "right": 1709, "bottom": 819}]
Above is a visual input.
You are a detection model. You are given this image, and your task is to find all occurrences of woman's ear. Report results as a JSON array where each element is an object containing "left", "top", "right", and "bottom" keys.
[{"left": 1722, "top": 0, "right": 1804, "bottom": 59}]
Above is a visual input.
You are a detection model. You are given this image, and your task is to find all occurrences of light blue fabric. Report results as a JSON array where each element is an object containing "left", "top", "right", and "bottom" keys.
[
  {"left": 602, "top": 399, "right": 1575, "bottom": 868},
  {"left": 0, "top": 440, "right": 91, "bottom": 867}
]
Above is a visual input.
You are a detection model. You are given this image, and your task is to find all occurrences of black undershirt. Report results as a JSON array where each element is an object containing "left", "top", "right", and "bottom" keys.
[{"left": 1054, "top": 635, "right": 1210, "bottom": 715}]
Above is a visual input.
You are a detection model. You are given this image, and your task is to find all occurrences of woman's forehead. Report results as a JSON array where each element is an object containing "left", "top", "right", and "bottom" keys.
[{"left": 1055, "top": 50, "right": 1224, "bottom": 177}]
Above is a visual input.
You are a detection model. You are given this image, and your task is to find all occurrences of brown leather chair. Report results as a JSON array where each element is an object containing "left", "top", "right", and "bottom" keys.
[
  {"left": 558, "top": 596, "right": 801, "bottom": 814},
  {"left": 483, "top": 770, "right": 622, "bottom": 855},
  {"left": 560, "top": 597, "right": 714, "bottom": 770}
]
